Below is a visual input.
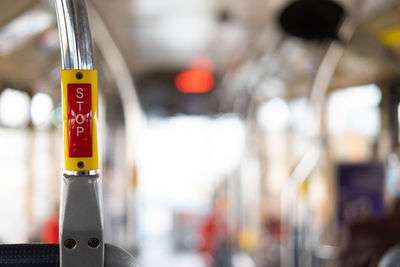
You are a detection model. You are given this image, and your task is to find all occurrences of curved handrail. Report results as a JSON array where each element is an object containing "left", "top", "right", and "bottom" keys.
[{"left": 378, "top": 245, "right": 400, "bottom": 267}]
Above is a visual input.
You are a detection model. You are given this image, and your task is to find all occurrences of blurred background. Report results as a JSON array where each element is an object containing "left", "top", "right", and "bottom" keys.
[{"left": 2, "top": 0, "right": 400, "bottom": 266}]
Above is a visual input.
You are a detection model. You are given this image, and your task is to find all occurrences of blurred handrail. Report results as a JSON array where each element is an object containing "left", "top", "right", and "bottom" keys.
[
  {"left": 87, "top": 3, "right": 142, "bottom": 250},
  {"left": 378, "top": 245, "right": 400, "bottom": 267},
  {"left": 281, "top": 17, "right": 358, "bottom": 267}
]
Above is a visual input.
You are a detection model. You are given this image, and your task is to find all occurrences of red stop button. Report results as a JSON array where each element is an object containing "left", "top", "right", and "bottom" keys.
[{"left": 67, "top": 84, "right": 92, "bottom": 158}]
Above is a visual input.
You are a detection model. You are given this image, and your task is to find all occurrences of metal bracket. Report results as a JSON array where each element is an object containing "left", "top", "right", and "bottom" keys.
[{"left": 60, "top": 175, "right": 104, "bottom": 267}]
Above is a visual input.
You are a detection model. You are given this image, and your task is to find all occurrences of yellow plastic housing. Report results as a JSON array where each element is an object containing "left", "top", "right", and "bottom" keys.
[{"left": 61, "top": 69, "right": 98, "bottom": 171}]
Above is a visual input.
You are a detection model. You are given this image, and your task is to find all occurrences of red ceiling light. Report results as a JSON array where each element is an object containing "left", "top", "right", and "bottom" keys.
[
  {"left": 175, "top": 70, "right": 215, "bottom": 94},
  {"left": 175, "top": 56, "right": 215, "bottom": 94}
]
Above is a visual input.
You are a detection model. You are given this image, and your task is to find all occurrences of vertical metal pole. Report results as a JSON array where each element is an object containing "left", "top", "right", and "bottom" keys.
[
  {"left": 281, "top": 18, "right": 357, "bottom": 267},
  {"left": 55, "top": 0, "right": 93, "bottom": 70},
  {"left": 54, "top": 0, "right": 104, "bottom": 266}
]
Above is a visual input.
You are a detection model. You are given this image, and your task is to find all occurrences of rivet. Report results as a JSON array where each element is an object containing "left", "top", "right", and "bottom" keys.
[
  {"left": 88, "top": 238, "right": 100, "bottom": 248},
  {"left": 64, "top": 239, "right": 76, "bottom": 249}
]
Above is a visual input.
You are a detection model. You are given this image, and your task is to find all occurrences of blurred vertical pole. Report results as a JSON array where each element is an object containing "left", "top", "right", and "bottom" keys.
[
  {"left": 25, "top": 93, "right": 34, "bottom": 240},
  {"left": 88, "top": 4, "right": 142, "bottom": 252},
  {"left": 281, "top": 18, "right": 358, "bottom": 267},
  {"left": 389, "top": 81, "right": 400, "bottom": 152},
  {"left": 50, "top": 126, "right": 61, "bottom": 214}
]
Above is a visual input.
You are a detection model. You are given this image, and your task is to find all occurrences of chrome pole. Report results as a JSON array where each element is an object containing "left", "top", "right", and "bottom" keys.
[
  {"left": 55, "top": 0, "right": 93, "bottom": 70},
  {"left": 54, "top": 1, "right": 103, "bottom": 266},
  {"left": 54, "top": 1, "right": 137, "bottom": 266}
]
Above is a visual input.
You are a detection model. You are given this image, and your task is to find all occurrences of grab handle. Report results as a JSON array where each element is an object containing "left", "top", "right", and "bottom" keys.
[{"left": 55, "top": 1, "right": 103, "bottom": 266}]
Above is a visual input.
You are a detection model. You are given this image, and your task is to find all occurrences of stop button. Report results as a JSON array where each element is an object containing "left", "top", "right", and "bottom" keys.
[{"left": 67, "top": 83, "right": 92, "bottom": 158}]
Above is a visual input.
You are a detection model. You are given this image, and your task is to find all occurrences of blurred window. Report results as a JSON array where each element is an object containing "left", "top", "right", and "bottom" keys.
[
  {"left": 0, "top": 88, "right": 30, "bottom": 128},
  {"left": 138, "top": 114, "right": 245, "bottom": 209},
  {"left": 289, "top": 97, "right": 309, "bottom": 130},
  {"left": 31, "top": 93, "right": 53, "bottom": 129},
  {"left": 327, "top": 84, "right": 381, "bottom": 161},
  {"left": 256, "top": 98, "right": 290, "bottom": 132},
  {"left": 327, "top": 84, "right": 381, "bottom": 137}
]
